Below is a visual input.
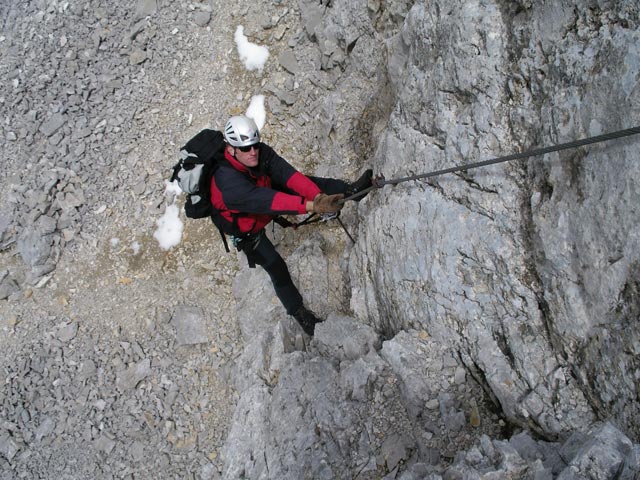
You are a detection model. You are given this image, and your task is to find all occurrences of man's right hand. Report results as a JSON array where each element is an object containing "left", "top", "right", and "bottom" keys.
[{"left": 309, "top": 193, "right": 344, "bottom": 214}]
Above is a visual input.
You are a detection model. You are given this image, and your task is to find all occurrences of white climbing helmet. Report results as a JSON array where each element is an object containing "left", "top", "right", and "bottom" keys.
[{"left": 223, "top": 115, "right": 260, "bottom": 147}]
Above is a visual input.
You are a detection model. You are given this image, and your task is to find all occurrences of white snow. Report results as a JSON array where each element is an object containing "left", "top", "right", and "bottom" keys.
[
  {"left": 153, "top": 180, "right": 185, "bottom": 250},
  {"left": 153, "top": 204, "right": 183, "bottom": 251},
  {"left": 246, "top": 95, "right": 266, "bottom": 130},
  {"left": 164, "top": 179, "right": 183, "bottom": 196},
  {"left": 234, "top": 26, "right": 269, "bottom": 72}
]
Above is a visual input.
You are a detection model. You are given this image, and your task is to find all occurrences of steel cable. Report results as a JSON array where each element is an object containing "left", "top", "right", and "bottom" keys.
[{"left": 341, "top": 125, "right": 640, "bottom": 203}]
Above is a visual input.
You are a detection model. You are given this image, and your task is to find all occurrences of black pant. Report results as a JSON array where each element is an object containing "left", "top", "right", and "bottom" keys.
[
  {"left": 241, "top": 232, "right": 302, "bottom": 314},
  {"left": 239, "top": 176, "right": 349, "bottom": 314}
]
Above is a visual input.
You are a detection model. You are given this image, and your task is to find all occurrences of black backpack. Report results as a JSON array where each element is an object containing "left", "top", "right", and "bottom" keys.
[
  {"left": 171, "top": 129, "right": 225, "bottom": 219},
  {"left": 170, "top": 129, "right": 232, "bottom": 250}
]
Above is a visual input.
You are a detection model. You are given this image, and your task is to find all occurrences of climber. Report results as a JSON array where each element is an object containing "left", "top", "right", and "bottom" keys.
[{"left": 210, "top": 115, "right": 373, "bottom": 336}]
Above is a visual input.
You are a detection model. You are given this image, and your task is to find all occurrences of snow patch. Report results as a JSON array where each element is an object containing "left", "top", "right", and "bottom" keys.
[
  {"left": 246, "top": 95, "right": 266, "bottom": 130},
  {"left": 154, "top": 204, "right": 183, "bottom": 250},
  {"left": 234, "top": 26, "right": 269, "bottom": 72}
]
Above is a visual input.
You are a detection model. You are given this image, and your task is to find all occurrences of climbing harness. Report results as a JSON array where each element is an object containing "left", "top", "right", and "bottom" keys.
[
  {"left": 281, "top": 125, "right": 640, "bottom": 243},
  {"left": 341, "top": 125, "right": 640, "bottom": 203}
]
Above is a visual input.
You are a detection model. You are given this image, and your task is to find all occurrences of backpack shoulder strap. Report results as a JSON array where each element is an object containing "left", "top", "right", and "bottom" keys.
[{"left": 213, "top": 222, "right": 230, "bottom": 253}]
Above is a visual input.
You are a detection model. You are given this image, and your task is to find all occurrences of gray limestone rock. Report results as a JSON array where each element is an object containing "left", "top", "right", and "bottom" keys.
[
  {"left": 442, "top": 421, "right": 640, "bottom": 479},
  {"left": 39, "top": 113, "right": 67, "bottom": 137},
  {"left": 278, "top": 49, "right": 299, "bottom": 74},
  {"left": 270, "top": 87, "right": 297, "bottom": 105},
  {"left": 620, "top": 445, "right": 640, "bottom": 480},
  {"left": 0, "top": 209, "right": 12, "bottom": 244},
  {"left": 0, "top": 431, "right": 18, "bottom": 461},
  {"left": 314, "top": 315, "right": 381, "bottom": 361},
  {"left": 17, "top": 228, "right": 52, "bottom": 267},
  {"left": 381, "top": 433, "right": 415, "bottom": 472},
  {"left": 193, "top": 11, "right": 211, "bottom": 27},
  {"left": 130, "top": 441, "right": 144, "bottom": 462},
  {"left": 116, "top": 359, "right": 152, "bottom": 392},
  {"left": 135, "top": 0, "right": 157, "bottom": 20},
  {"left": 25, "top": 262, "right": 56, "bottom": 285},
  {"left": 171, "top": 306, "right": 208, "bottom": 346},
  {"left": 233, "top": 263, "right": 282, "bottom": 341},
  {"left": 339, "top": 357, "right": 379, "bottom": 402},
  {"left": 35, "top": 417, "right": 55, "bottom": 442},
  {"left": 380, "top": 331, "right": 440, "bottom": 417},
  {"left": 348, "top": 0, "right": 639, "bottom": 441},
  {"left": 95, "top": 434, "right": 116, "bottom": 454},
  {"left": 129, "top": 48, "right": 148, "bottom": 65},
  {"left": 557, "top": 423, "right": 636, "bottom": 479},
  {"left": 0, "top": 273, "right": 19, "bottom": 300},
  {"left": 57, "top": 322, "right": 78, "bottom": 343}
]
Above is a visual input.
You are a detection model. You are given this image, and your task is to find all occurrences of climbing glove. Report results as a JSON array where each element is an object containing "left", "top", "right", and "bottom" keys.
[{"left": 312, "top": 193, "right": 344, "bottom": 214}]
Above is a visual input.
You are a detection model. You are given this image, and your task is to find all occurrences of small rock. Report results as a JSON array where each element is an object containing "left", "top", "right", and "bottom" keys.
[
  {"left": 0, "top": 431, "right": 18, "bottom": 461},
  {"left": 470, "top": 403, "right": 481, "bottom": 428},
  {"left": 17, "top": 228, "right": 53, "bottom": 266},
  {"left": 116, "top": 358, "right": 152, "bottom": 391},
  {"left": 381, "top": 433, "right": 413, "bottom": 471},
  {"left": 443, "top": 353, "right": 458, "bottom": 368},
  {"left": 561, "top": 422, "right": 634, "bottom": 478},
  {"left": 135, "top": 0, "right": 157, "bottom": 19},
  {"left": 445, "top": 411, "right": 466, "bottom": 432},
  {"left": 0, "top": 276, "right": 20, "bottom": 300},
  {"left": 133, "top": 180, "right": 146, "bottom": 195},
  {"left": 57, "top": 322, "right": 78, "bottom": 342},
  {"left": 425, "top": 399, "right": 439, "bottom": 410},
  {"left": 200, "top": 462, "right": 217, "bottom": 480},
  {"left": 130, "top": 48, "right": 148, "bottom": 65},
  {"left": 273, "top": 88, "right": 296, "bottom": 105},
  {"left": 78, "top": 360, "right": 97, "bottom": 381},
  {"left": 278, "top": 49, "right": 299, "bottom": 74},
  {"left": 194, "top": 11, "right": 211, "bottom": 27},
  {"left": 315, "top": 315, "right": 381, "bottom": 361},
  {"left": 39, "top": 113, "right": 67, "bottom": 137},
  {"left": 172, "top": 306, "right": 208, "bottom": 346},
  {"left": 454, "top": 366, "right": 466, "bottom": 384},
  {"left": 130, "top": 441, "right": 145, "bottom": 461},
  {"left": 95, "top": 434, "right": 116, "bottom": 454},
  {"left": 35, "top": 417, "right": 55, "bottom": 441}
]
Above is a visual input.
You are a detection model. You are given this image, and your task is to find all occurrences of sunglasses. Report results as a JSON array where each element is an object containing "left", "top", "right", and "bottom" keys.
[{"left": 237, "top": 143, "right": 260, "bottom": 153}]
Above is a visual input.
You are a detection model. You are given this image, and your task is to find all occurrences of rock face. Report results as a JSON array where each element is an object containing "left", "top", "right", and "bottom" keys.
[
  {"left": 222, "top": 236, "right": 640, "bottom": 479},
  {"left": 343, "top": 0, "right": 640, "bottom": 440},
  {"left": 223, "top": 235, "right": 505, "bottom": 479},
  {"left": 219, "top": 0, "right": 640, "bottom": 477}
]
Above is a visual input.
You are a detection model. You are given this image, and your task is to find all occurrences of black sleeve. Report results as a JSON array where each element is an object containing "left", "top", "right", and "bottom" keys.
[{"left": 259, "top": 144, "right": 299, "bottom": 186}]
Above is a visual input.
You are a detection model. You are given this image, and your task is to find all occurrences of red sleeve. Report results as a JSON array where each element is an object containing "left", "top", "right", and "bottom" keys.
[
  {"left": 285, "top": 172, "right": 321, "bottom": 200},
  {"left": 271, "top": 192, "right": 308, "bottom": 214}
]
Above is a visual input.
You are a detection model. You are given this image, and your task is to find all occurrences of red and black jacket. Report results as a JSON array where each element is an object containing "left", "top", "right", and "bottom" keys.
[{"left": 210, "top": 143, "right": 321, "bottom": 236}]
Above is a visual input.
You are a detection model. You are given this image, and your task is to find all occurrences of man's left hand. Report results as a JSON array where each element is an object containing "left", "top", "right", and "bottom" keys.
[{"left": 310, "top": 193, "right": 344, "bottom": 214}]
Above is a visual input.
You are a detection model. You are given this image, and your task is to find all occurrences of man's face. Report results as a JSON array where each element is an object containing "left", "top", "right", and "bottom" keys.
[{"left": 230, "top": 143, "right": 260, "bottom": 168}]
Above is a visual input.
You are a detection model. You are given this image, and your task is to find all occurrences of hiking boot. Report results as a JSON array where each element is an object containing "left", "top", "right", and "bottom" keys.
[
  {"left": 346, "top": 169, "right": 373, "bottom": 201},
  {"left": 292, "top": 306, "right": 323, "bottom": 336}
]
